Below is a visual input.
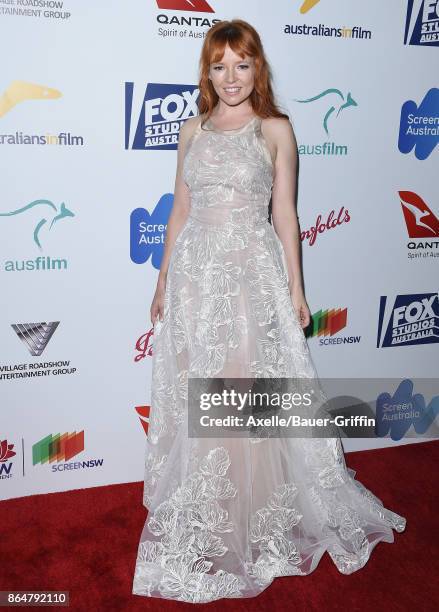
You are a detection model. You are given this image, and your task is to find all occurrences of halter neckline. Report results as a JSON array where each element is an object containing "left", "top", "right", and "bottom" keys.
[{"left": 204, "top": 115, "right": 259, "bottom": 135}]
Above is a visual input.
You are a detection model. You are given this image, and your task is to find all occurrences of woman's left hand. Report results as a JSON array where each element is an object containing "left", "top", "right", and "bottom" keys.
[{"left": 289, "top": 284, "right": 311, "bottom": 329}]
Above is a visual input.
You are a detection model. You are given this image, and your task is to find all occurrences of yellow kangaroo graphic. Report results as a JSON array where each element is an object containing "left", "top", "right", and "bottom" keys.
[
  {"left": 0, "top": 80, "right": 61, "bottom": 117},
  {"left": 300, "top": 0, "right": 320, "bottom": 13}
]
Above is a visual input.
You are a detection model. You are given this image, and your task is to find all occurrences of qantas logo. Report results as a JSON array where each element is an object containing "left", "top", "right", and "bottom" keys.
[
  {"left": 156, "top": 0, "right": 214, "bottom": 12},
  {"left": 399, "top": 191, "right": 439, "bottom": 238},
  {"left": 135, "top": 405, "right": 151, "bottom": 436}
]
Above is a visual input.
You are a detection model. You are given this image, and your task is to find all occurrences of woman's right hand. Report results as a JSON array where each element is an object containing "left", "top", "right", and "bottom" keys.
[{"left": 150, "top": 277, "right": 166, "bottom": 326}]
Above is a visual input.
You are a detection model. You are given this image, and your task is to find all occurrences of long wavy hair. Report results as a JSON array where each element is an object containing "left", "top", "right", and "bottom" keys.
[{"left": 197, "top": 19, "right": 289, "bottom": 126}]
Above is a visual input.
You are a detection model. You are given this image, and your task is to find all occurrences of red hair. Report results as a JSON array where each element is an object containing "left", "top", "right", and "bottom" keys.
[{"left": 197, "top": 19, "right": 289, "bottom": 125}]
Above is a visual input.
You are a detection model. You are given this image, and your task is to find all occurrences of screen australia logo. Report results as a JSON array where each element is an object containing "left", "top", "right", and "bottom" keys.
[
  {"left": 398, "top": 88, "right": 439, "bottom": 160},
  {"left": 124, "top": 82, "right": 199, "bottom": 150},
  {"left": 294, "top": 87, "right": 358, "bottom": 156},
  {"left": 376, "top": 378, "right": 439, "bottom": 441},
  {"left": 130, "top": 194, "right": 173, "bottom": 269}
]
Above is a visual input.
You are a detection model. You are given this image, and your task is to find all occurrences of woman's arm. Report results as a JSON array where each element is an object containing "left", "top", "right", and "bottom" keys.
[
  {"left": 150, "top": 117, "right": 196, "bottom": 324},
  {"left": 267, "top": 117, "right": 310, "bottom": 327},
  {"left": 157, "top": 117, "right": 196, "bottom": 285}
]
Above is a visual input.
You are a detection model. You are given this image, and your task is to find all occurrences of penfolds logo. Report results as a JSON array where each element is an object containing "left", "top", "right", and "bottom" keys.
[
  {"left": 301, "top": 206, "right": 350, "bottom": 246},
  {"left": 135, "top": 327, "right": 155, "bottom": 361}
]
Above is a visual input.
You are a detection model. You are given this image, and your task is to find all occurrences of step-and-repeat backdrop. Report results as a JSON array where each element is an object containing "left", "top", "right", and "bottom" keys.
[{"left": 1, "top": 1, "right": 438, "bottom": 501}]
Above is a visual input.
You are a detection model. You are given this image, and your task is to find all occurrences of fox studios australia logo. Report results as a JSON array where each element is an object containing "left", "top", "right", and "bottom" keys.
[
  {"left": 404, "top": 0, "right": 439, "bottom": 46},
  {"left": 377, "top": 292, "right": 439, "bottom": 348},
  {"left": 124, "top": 82, "right": 199, "bottom": 150}
]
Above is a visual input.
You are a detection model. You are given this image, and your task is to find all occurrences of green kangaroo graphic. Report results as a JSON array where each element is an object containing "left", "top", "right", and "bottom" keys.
[
  {"left": 0, "top": 200, "right": 74, "bottom": 249},
  {"left": 294, "top": 88, "right": 358, "bottom": 135}
]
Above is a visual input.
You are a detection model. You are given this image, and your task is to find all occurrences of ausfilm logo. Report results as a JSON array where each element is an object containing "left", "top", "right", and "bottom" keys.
[
  {"left": 32, "top": 431, "right": 104, "bottom": 472},
  {"left": 377, "top": 293, "right": 439, "bottom": 348},
  {"left": 0, "top": 322, "right": 78, "bottom": 381},
  {"left": 155, "top": 0, "right": 220, "bottom": 35},
  {"left": 0, "top": 199, "right": 74, "bottom": 273},
  {"left": 399, "top": 190, "right": 439, "bottom": 259},
  {"left": 0, "top": 438, "right": 16, "bottom": 481},
  {"left": 404, "top": 0, "right": 439, "bottom": 46},
  {"left": 300, "top": 205, "right": 351, "bottom": 246},
  {"left": 305, "top": 307, "right": 356, "bottom": 346},
  {"left": 0, "top": 80, "right": 84, "bottom": 147},
  {"left": 125, "top": 82, "right": 199, "bottom": 150},
  {"left": 293, "top": 87, "right": 358, "bottom": 156}
]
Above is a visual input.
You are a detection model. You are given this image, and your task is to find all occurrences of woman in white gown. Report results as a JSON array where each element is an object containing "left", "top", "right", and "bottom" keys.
[{"left": 132, "top": 19, "right": 406, "bottom": 603}]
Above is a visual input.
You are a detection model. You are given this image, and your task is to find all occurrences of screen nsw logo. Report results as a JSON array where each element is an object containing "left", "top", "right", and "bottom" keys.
[
  {"left": 398, "top": 88, "right": 439, "bottom": 160},
  {"left": 124, "top": 82, "right": 199, "bottom": 150},
  {"left": 130, "top": 194, "right": 173, "bottom": 268},
  {"left": 404, "top": 0, "right": 439, "bottom": 46},
  {"left": 377, "top": 292, "right": 439, "bottom": 348}
]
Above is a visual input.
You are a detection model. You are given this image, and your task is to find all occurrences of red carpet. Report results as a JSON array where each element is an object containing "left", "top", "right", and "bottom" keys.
[{"left": 1, "top": 440, "right": 437, "bottom": 611}]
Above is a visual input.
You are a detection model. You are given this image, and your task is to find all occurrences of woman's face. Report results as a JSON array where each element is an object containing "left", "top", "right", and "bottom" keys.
[{"left": 208, "top": 44, "right": 255, "bottom": 108}]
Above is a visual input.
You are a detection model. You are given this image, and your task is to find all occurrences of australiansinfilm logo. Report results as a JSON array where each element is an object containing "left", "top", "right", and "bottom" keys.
[
  {"left": 404, "top": 0, "right": 439, "bottom": 46},
  {"left": 0, "top": 80, "right": 84, "bottom": 147},
  {"left": 124, "top": 82, "right": 199, "bottom": 150},
  {"left": 285, "top": 0, "right": 372, "bottom": 41},
  {"left": 377, "top": 292, "right": 439, "bottom": 348},
  {"left": 0, "top": 321, "right": 77, "bottom": 381}
]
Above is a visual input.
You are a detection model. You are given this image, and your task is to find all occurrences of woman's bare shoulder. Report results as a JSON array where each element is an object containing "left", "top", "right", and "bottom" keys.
[
  {"left": 180, "top": 114, "right": 203, "bottom": 138},
  {"left": 261, "top": 115, "right": 293, "bottom": 134},
  {"left": 261, "top": 115, "right": 296, "bottom": 149}
]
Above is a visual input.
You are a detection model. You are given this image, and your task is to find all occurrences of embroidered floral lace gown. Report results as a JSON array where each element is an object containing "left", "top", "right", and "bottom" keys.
[{"left": 132, "top": 115, "right": 406, "bottom": 603}]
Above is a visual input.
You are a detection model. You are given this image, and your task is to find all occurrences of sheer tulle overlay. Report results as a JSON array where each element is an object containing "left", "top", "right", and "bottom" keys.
[{"left": 132, "top": 115, "right": 406, "bottom": 603}]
